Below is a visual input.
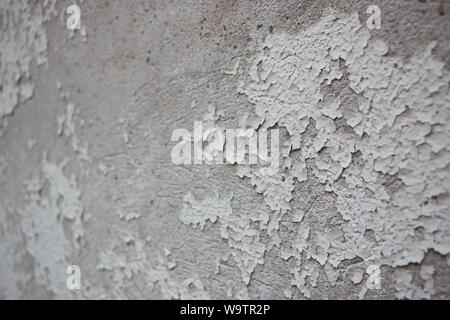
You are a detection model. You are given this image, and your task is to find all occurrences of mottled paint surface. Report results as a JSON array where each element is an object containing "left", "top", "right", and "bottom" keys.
[{"left": 0, "top": 0, "right": 449, "bottom": 299}]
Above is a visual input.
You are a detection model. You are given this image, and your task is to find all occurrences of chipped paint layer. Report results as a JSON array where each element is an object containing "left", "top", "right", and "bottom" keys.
[
  {"left": 235, "top": 9, "right": 450, "bottom": 298},
  {"left": 0, "top": 0, "right": 55, "bottom": 126},
  {"left": 0, "top": 1, "right": 448, "bottom": 300},
  {"left": 19, "top": 156, "right": 84, "bottom": 298}
]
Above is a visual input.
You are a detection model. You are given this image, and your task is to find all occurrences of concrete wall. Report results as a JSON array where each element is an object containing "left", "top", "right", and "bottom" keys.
[{"left": 0, "top": 0, "right": 449, "bottom": 299}]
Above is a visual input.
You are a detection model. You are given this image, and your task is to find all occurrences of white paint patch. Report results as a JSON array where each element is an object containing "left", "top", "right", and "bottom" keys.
[
  {"left": 19, "top": 156, "right": 84, "bottom": 298},
  {"left": 234, "top": 9, "right": 450, "bottom": 298},
  {"left": 0, "top": 0, "right": 56, "bottom": 123}
]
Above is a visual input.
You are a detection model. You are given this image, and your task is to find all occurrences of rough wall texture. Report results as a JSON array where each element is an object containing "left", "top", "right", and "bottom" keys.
[{"left": 0, "top": 0, "right": 449, "bottom": 299}]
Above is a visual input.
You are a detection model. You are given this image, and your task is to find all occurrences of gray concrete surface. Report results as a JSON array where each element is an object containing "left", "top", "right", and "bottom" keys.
[{"left": 0, "top": 0, "right": 449, "bottom": 299}]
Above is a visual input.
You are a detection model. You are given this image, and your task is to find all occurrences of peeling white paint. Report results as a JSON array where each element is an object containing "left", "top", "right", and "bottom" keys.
[
  {"left": 233, "top": 9, "right": 449, "bottom": 298},
  {"left": 0, "top": 0, "right": 55, "bottom": 122},
  {"left": 19, "top": 156, "right": 84, "bottom": 298},
  {"left": 0, "top": 1, "right": 448, "bottom": 300}
]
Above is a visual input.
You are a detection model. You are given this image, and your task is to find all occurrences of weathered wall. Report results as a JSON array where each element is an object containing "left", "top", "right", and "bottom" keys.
[{"left": 0, "top": 0, "right": 449, "bottom": 299}]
